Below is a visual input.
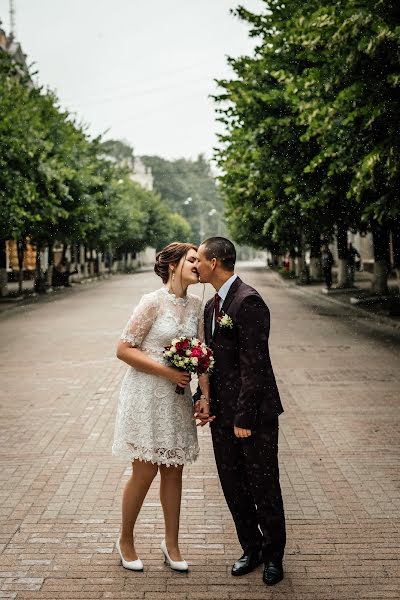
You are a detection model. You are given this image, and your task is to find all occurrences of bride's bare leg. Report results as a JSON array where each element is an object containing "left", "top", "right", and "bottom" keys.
[
  {"left": 159, "top": 464, "right": 184, "bottom": 561},
  {"left": 119, "top": 459, "right": 158, "bottom": 561}
]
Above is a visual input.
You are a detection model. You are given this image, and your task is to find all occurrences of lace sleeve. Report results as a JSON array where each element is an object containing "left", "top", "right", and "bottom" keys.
[{"left": 120, "top": 292, "right": 159, "bottom": 347}]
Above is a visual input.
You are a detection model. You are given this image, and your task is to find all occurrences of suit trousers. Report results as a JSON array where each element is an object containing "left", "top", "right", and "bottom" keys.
[{"left": 211, "top": 419, "right": 286, "bottom": 561}]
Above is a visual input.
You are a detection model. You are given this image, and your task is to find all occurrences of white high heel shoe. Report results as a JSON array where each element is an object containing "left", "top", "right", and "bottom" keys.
[
  {"left": 161, "top": 539, "right": 188, "bottom": 572},
  {"left": 116, "top": 538, "right": 143, "bottom": 571}
]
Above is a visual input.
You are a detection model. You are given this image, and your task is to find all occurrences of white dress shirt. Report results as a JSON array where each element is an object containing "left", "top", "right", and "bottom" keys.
[{"left": 212, "top": 274, "right": 238, "bottom": 333}]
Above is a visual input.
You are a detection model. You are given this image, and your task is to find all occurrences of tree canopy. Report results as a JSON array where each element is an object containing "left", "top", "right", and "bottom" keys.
[
  {"left": 0, "top": 49, "right": 191, "bottom": 266},
  {"left": 142, "top": 154, "right": 225, "bottom": 244},
  {"left": 214, "top": 0, "right": 400, "bottom": 260}
]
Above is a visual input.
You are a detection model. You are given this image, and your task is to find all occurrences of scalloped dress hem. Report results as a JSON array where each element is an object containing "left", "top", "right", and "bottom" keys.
[{"left": 112, "top": 443, "right": 200, "bottom": 467}]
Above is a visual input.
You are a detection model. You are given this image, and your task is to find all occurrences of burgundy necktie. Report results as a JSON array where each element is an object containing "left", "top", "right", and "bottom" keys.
[{"left": 214, "top": 293, "right": 220, "bottom": 329}]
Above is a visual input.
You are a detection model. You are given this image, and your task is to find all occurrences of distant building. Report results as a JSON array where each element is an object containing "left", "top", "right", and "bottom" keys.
[
  {"left": 0, "top": 22, "right": 29, "bottom": 73},
  {"left": 130, "top": 157, "right": 154, "bottom": 191},
  {"left": 130, "top": 157, "right": 155, "bottom": 267}
]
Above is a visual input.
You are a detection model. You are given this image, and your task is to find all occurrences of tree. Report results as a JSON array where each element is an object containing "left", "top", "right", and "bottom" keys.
[
  {"left": 283, "top": 0, "right": 400, "bottom": 290},
  {"left": 214, "top": 0, "right": 400, "bottom": 292},
  {"left": 1, "top": 49, "right": 183, "bottom": 291},
  {"left": 100, "top": 139, "right": 134, "bottom": 163},
  {"left": 214, "top": 6, "right": 330, "bottom": 269},
  {"left": 142, "top": 154, "right": 224, "bottom": 244},
  {"left": 0, "top": 52, "right": 69, "bottom": 291}
]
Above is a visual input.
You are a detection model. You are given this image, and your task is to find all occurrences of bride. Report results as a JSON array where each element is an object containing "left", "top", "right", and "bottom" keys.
[{"left": 112, "top": 242, "right": 211, "bottom": 572}]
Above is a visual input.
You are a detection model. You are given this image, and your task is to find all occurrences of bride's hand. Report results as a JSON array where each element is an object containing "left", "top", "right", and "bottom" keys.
[
  {"left": 167, "top": 368, "right": 191, "bottom": 388},
  {"left": 195, "top": 398, "right": 209, "bottom": 415},
  {"left": 194, "top": 398, "right": 215, "bottom": 427}
]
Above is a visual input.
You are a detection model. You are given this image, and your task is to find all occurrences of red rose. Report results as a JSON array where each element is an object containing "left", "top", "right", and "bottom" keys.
[
  {"left": 176, "top": 338, "right": 190, "bottom": 354},
  {"left": 190, "top": 347, "right": 202, "bottom": 358}
]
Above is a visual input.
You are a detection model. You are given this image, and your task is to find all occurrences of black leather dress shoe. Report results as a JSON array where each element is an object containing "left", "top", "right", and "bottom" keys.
[
  {"left": 231, "top": 550, "right": 263, "bottom": 576},
  {"left": 263, "top": 560, "right": 284, "bottom": 586}
]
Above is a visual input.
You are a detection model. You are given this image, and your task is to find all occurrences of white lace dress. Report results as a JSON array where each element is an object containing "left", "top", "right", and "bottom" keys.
[{"left": 112, "top": 287, "right": 203, "bottom": 466}]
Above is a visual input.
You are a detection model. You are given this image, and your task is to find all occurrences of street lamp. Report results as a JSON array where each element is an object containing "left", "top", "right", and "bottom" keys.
[{"left": 208, "top": 208, "right": 222, "bottom": 236}]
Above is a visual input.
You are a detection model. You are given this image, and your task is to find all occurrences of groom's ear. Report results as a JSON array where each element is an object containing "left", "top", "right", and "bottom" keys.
[{"left": 211, "top": 257, "right": 217, "bottom": 270}]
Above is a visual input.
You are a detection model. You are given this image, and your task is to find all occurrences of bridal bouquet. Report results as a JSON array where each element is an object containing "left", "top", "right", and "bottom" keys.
[{"left": 164, "top": 337, "right": 215, "bottom": 394}]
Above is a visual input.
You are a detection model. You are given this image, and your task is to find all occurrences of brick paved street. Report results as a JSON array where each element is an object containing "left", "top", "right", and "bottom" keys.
[{"left": 1, "top": 266, "right": 399, "bottom": 600}]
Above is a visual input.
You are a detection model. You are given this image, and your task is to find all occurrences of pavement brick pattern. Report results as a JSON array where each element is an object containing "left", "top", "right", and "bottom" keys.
[{"left": 0, "top": 268, "right": 399, "bottom": 600}]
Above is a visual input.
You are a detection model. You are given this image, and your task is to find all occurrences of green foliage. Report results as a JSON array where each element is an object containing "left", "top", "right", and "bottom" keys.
[
  {"left": 0, "top": 49, "right": 191, "bottom": 265},
  {"left": 0, "top": 52, "right": 67, "bottom": 243},
  {"left": 214, "top": 0, "right": 400, "bottom": 252},
  {"left": 142, "top": 154, "right": 225, "bottom": 244},
  {"left": 99, "top": 139, "right": 134, "bottom": 163}
]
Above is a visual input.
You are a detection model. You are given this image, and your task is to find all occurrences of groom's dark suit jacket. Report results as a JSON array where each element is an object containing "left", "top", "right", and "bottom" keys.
[{"left": 205, "top": 276, "right": 283, "bottom": 430}]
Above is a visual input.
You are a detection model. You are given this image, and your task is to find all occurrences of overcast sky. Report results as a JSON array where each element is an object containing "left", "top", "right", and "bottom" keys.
[{"left": 0, "top": 0, "right": 262, "bottom": 160}]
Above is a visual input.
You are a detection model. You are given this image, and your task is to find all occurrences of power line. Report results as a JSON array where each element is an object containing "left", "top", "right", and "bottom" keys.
[
  {"left": 62, "top": 58, "right": 215, "bottom": 103},
  {"left": 65, "top": 74, "right": 217, "bottom": 109}
]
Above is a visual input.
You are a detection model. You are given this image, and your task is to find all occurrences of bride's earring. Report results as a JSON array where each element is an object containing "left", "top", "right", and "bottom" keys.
[{"left": 168, "top": 269, "right": 175, "bottom": 294}]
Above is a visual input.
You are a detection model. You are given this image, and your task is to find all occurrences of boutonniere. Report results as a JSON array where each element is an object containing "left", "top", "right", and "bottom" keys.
[{"left": 217, "top": 312, "right": 233, "bottom": 329}]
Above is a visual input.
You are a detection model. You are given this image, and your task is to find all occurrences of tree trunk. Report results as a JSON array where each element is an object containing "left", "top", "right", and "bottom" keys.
[
  {"left": 97, "top": 251, "right": 104, "bottom": 274},
  {"left": 78, "top": 243, "right": 85, "bottom": 278},
  {"left": 17, "top": 239, "right": 25, "bottom": 295},
  {"left": 106, "top": 246, "right": 113, "bottom": 273},
  {"left": 295, "top": 255, "right": 302, "bottom": 277},
  {"left": 371, "top": 223, "right": 390, "bottom": 294},
  {"left": 89, "top": 248, "right": 95, "bottom": 276},
  {"left": 372, "top": 261, "right": 389, "bottom": 295},
  {"left": 309, "top": 258, "right": 320, "bottom": 280},
  {"left": 34, "top": 244, "right": 47, "bottom": 293},
  {"left": 46, "top": 243, "right": 54, "bottom": 288},
  {"left": 297, "top": 233, "right": 309, "bottom": 283},
  {"left": 73, "top": 243, "right": 79, "bottom": 280},
  {"left": 0, "top": 239, "right": 8, "bottom": 297},
  {"left": 83, "top": 244, "right": 89, "bottom": 277},
  {"left": 336, "top": 223, "right": 349, "bottom": 287},
  {"left": 309, "top": 234, "right": 322, "bottom": 279},
  {"left": 288, "top": 247, "right": 295, "bottom": 273}
]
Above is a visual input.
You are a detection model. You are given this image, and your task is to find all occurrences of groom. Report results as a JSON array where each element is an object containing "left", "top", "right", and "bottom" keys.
[{"left": 195, "top": 237, "right": 286, "bottom": 586}]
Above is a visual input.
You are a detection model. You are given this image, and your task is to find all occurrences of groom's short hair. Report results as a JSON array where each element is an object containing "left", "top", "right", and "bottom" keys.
[{"left": 201, "top": 237, "right": 236, "bottom": 271}]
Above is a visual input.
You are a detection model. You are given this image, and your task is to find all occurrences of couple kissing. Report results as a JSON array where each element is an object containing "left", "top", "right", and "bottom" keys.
[{"left": 113, "top": 237, "right": 286, "bottom": 586}]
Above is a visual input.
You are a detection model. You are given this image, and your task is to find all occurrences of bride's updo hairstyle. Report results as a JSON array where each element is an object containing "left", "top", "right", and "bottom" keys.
[{"left": 154, "top": 242, "right": 197, "bottom": 284}]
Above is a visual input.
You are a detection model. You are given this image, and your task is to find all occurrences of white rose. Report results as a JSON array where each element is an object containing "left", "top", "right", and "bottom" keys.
[{"left": 191, "top": 357, "right": 198, "bottom": 366}]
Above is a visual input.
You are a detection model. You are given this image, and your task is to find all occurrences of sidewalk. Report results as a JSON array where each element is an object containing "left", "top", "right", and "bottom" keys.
[
  {"left": 0, "top": 267, "right": 399, "bottom": 599},
  {"left": 0, "top": 268, "right": 153, "bottom": 318},
  {"left": 276, "top": 268, "right": 400, "bottom": 330}
]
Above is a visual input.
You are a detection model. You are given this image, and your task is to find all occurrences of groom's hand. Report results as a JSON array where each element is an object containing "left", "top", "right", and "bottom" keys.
[
  {"left": 194, "top": 400, "right": 216, "bottom": 427},
  {"left": 234, "top": 426, "right": 252, "bottom": 438}
]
